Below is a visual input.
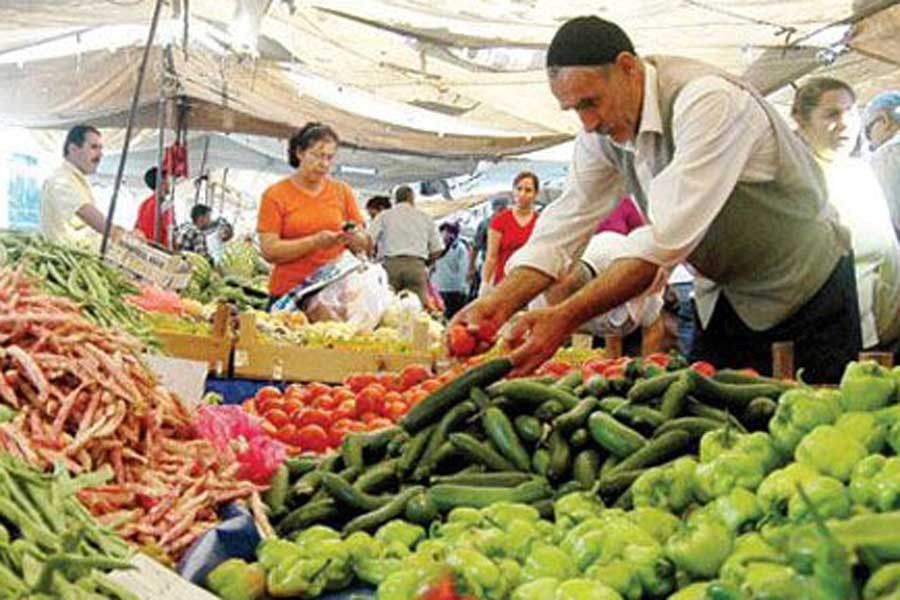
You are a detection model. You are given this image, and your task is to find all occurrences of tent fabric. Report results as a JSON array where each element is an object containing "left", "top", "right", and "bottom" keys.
[{"left": 0, "top": 1, "right": 898, "bottom": 157}]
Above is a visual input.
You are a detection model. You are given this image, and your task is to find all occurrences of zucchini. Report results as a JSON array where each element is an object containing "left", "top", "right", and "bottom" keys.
[
  {"left": 487, "top": 380, "right": 579, "bottom": 410},
  {"left": 596, "top": 469, "right": 644, "bottom": 499},
  {"left": 482, "top": 407, "right": 531, "bottom": 471},
  {"left": 607, "top": 430, "right": 692, "bottom": 475},
  {"left": 573, "top": 449, "right": 602, "bottom": 489},
  {"left": 401, "top": 358, "right": 512, "bottom": 432},
  {"left": 555, "top": 371, "right": 582, "bottom": 390},
  {"left": 547, "top": 430, "right": 571, "bottom": 483},
  {"left": 687, "top": 370, "right": 786, "bottom": 409},
  {"left": 597, "top": 396, "right": 628, "bottom": 413},
  {"left": 535, "top": 400, "right": 566, "bottom": 421},
  {"left": 415, "top": 401, "right": 478, "bottom": 477},
  {"left": 588, "top": 412, "right": 647, "bottom": 458},
  {"left": 427, "top": 479, "right": 552, "bottom": 511},
  {"left": 514, "top": 415, "right": 543, "bottom": 444},
  {"left": 627, "top": 371, "right": 682, "bottom": 404},
  {"left": 713, "top": 369, "right": 786, "bottom": 386},
  {"left": 397, "top": 425, "right": 435, "bottom": 478},
  {"left": 449, "top": 433, "right": 516, "bottom": 471},
  {"left": 343, "top": 486, "right": 424, "bottom": 534},
  {"left": 354, "top": 459, "right": 399, "bottom": 493},
  {"left": 553, "top": 397, "right": 600, "bottom": 436},
  {"left": 653, "top": 416, "right": 726, "bottom": 438}
]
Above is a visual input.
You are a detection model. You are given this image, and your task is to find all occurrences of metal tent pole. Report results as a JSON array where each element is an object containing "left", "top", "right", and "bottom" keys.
[
  {"left": 152, "top": 62, "right": 168, "bottom": 246},
  {"left": 100, "top": 0, "right": 166, "bottom": 256}
]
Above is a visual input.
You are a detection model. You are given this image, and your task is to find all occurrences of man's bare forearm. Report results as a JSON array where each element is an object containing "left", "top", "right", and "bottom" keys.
[
  {"left": 489, "top": 266, "right": 555, "bottom": 317},
  {"left": 557, "top": 258, "right": 659, "bottom": 328}
]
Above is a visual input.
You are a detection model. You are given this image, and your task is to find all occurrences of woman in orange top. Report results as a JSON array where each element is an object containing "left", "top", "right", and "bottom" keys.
[{"left": 258, "top": 123, "right": 371, "bottom": 298}]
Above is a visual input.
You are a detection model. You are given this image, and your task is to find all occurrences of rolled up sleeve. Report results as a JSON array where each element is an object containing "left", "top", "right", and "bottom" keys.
[{"left": 507, "top": 132, "right": 624, "bottom": 279}]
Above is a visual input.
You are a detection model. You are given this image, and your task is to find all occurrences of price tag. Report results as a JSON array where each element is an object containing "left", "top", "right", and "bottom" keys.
[
  {"left": 272, "top": 358, "right": 284, "bottom": 381},
  {"left": 571, "top": 333, "right": 593, "bottom": 351},
  {"left": 234, "top": 349, "right": 248, "bottom": 368}
]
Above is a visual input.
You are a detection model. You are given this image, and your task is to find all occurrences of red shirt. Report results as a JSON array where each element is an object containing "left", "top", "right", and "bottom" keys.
[
  {"left": 595, "top": 196, "right": 645, "bottom": 235},
  {"left": 135, "top": 194, "right": 175, "bottom": 248},
  {"left": 490, "top": 208, "right": 538, "bottom": 284}
]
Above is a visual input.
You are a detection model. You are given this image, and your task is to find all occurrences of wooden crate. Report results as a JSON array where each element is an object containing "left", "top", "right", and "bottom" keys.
[
  {"left": 154, "top": 304, "right": 234, "bottom": 375},
  {"left": 233, "top": 313, "right": 437, "bottom": 383}
]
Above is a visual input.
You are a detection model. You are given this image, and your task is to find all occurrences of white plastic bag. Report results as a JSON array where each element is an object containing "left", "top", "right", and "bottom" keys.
[{"left": 304, "top": 262, "right": 392, "bottom": 332}]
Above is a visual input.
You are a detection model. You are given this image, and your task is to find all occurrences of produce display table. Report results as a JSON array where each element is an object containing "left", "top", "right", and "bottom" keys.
[
  {"left": 155, "top": 303, "right": 234, "bottom": 374},
  {"left": 233, "top": 313, "right": 438, "bottom": 384}
]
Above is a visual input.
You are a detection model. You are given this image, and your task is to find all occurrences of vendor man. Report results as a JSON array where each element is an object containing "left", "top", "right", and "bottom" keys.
[
  {"left": 40, "top": 124, "right": 124, "bottom": 247},
  {"left": 453, "top": 16, "right": 859, "bottom": 382}
]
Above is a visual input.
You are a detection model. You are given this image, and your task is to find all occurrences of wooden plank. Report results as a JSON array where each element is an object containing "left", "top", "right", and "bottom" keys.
[
  {"left": 107, "top": 554, "right": 218, "bottom": 600},
  {"left": 154, "top": 304, "right": 234, "bottom": 375},
  {"left": 771, "top": 341, "right": 795, "bottom": 380}
]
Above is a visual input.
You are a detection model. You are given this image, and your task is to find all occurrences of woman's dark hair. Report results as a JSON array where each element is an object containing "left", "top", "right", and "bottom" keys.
[
  {"left": 288, "top": 122, "right": 339, "bottom": 168},
  {"left": 513, "top": 171, "right": 540, "bottom": 193},
  {"left": 366, "top": 195, "right": 392, "bottom": 212},
  {"left": 791, "top": 77, "right": 856, "bottom": 125}
]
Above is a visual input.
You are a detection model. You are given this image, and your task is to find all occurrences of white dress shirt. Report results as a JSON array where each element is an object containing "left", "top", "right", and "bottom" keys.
[
  {"left": 39, "top": 160, "right": 99, "bottom": 247},
  {"left": 369, "top": 203, "right": 444, "bottom": 260},
  {"left": 508, "top": 62, "right": 780, "bottom": 279},
  {"left": 872, "top": 132, "right": 900, "bottom": 239}
]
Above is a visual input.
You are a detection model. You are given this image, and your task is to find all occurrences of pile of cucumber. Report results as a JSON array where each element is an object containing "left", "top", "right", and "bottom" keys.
[{"left": 265, "top": 357, "right": 793, "bottom": 536}]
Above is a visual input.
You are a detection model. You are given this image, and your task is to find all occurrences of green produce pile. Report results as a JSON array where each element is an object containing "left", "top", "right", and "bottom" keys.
[
  {"left": 0, "top": 233, "right": 156, "bottom": 347},
  {"left": 204, "top": 357, "right": 900, "bottom": 598},
  {"left": 181, "top": 250, "right": 268, "bottom": 311},
  {"left": 0, "top": 455, "right": 136, "bottom": 599}
]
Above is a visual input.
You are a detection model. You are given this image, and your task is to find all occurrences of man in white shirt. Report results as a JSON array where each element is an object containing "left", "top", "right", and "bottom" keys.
[
  {"left": 452, "top": 16, "right": 859, "bottom": 382},
  {"left": 40, "top": 125, "right": 123, "bottom": 247},
  {"left": 369, "top": 185, "right": 444, "bottom": 305},
  {"left": 866, "top": 91, "right": 900, "bottom": 242}
]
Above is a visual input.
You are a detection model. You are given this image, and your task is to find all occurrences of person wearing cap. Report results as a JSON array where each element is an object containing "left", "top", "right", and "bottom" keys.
[
  {"left": 134, "top": 166, "right": 175, "bottom": 248},
  {"left": 452, "top": 15, "right": 859, "bottom": 382},
  {"left": 865, "top": 91, "right": 900, "bottom": 241}
]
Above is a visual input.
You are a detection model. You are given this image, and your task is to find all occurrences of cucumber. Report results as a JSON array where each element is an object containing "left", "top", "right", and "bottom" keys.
[
  {"left": 397, "top": 425, "right": 435, "bottom": 478},
  {"left": 684, "top": 398, "right": 748, "bottom": 432},
  {"left": 588, "top": 412, "right": 648, "bottom": 458},
  {"left": 343, "top": 486, "right": 424, "bottom": 534},
  {"left": 599, "top": 455, "right": 619, "bottom": 477},
  {"left": 405, "top": 490, "right": 439, "bottom": 525},
  {"left": 687, "top": 370, "right": 786, "bottom": 409},
  {"left": 653, "top": 416, "right": 726, "bottom": 438},
  {"left": 627, "top": 371, "right": 682, "bottom": 404},
  {"left": 284, "top": 457, "right": 319, "bottom": 479},
  {"left": 449, "top": 433, "right": 516, "bottom": 471},
  {"left": 277, "top": 499, "right": 337, "bottom": 535},
  {"left": 321, "top": 473, "right": 390, "bottom": 511},
  {"left": 569, "top": 427, "right": 590, "bottom": 449},
  {"left": 532, "top": 448, "right": 550, "bottom": 476},
  {"left": 401, "top": 358, "right": 512, "bottom": 432},
  {"left": 555, "top": 370, "right": 583, "bottom": 390},
  {"left": 610, "top": 404, "right": 666, "bottom": 433},
  {"left": 482, "top": 407, "right": 531, "bottom": 471},
  {"left": 429, "top": 471, "right": 535, "bottom": 487},
  {"left": 573, "top": 449, "right": 602, "bottom": 489},
  {"left": 553, "top": 397, "right": 600, "bottom": 436},
  {"left": 427, "top": 479, "right": 552, "bottom": 511},
  {"left": 659, "top": 374, "right": 692, "bottom": 419},
  {"left": 606, "top": 430, "right": 692, "bottom": 475},
  {"left": 596, "top": 469, "right": 644, "bottom": 499},
  {"left": 582, "top": 374, "right": 609, "bottom": 397},
  {"left": 547, "top": 430, "right": 571, "bottom": 483},
  {"left": 263, "top": 464, "right": 290, "bottom": 517},
  {"left": 713, "top": 369, "right": 786, "bottom": 386},
  {"left": 415, "top": 401, "right": 478, "bottom": 478},
  {"left": 487, "top": 380, "right": 579, "bottom": 410},
  {"left": 469, "top": 387, "right": 491, "bottom": 410},
  {"left": 741, "top": 397, "right": 778, "bottom": 431},
  {"left": 598, "top": 396, "right": 628, "bottom": 413},
  {"left": 354, "top": 459, "right": 399, "bottom": 493},
  {"left": 514, "top": 415, "right": 543, "bottom": 444},
  {"left": 535, "top": 400, "right": 566, "bottom": 421}
]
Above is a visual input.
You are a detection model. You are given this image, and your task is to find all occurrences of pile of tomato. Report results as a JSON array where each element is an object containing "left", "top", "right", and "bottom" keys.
[{"left": 242, "top": 363, "right": 459, "bottom": 454}]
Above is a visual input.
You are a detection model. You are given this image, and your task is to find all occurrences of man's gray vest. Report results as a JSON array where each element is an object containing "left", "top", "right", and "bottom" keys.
[{"left": 600, "top": 55, "right": 850, "bottom": 331}]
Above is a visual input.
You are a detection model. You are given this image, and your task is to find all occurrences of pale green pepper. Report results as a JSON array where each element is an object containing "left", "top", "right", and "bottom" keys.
[
  {"left": 553, "top": 492, "right": 605, "bottom": 525},
  {"left": 863, "top": 563, "right": 900, "bottom": 599},
  {"left": 585, "top": 560, "right": 642, "bottom": 600},
  {"left": 840, "top": 360, "right": 896, "bottom": 412},
  {"left": 375, "top": 520, "right": 426, "bottom": 549},
  {"left": 769, "top": 388, "right": 842, "bottom": 456},
  {"left": 627, "top": 507, "right": 681, "bottom": 545},
  {"left": 632, "top": 457, "right": 697, "bottom": 513},
  {"left": 555, "top": 578, "right": 623, "bottom": 600},
  {"left": 523, "top": 543, "right": 576, "bottom": 582},
  {"left": 447, "top": 547, "right": 501, "bottom": 592},
  {"left": 795, "top": 425, "right": 867, "bottom": 482},
  {"left": 701, "top": 487, "right": 763, "bottom": 532},
  {"left": 786, "top": 476, "right": 851, "bottom": 522},
  {"left": 666, "top": 582, "right": 710, "bottom": 600},
  {"left": 849, "top": 455, "right": 900, "bottom": 512},
  {"left": 205, "top": 559, "right": 265, "bottom": 600},
  {"left": 835, "top": 411, "right": 887, "bottom": 453},
  {"left": 377, "top": 568, "right": 430, "bottom": 600},
  {"left": 665, "top": 515, "right": 734, "bottom": 579},
  {"left": 482, "top": 502, "right": 540, "bottom": 529},
  {"left": 756, "top": 463, "right": 819, "bottom": 516},
  {"left": 511, "top": 577, "right": 559, "bottom": 600}
]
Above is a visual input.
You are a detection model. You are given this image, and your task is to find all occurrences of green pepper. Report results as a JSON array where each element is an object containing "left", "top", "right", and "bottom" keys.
[
  {"left": 344, "top": 531, "right": 383, "bottom": 562},
  {"left": 704, "top": 582, "right": 746, "bottom": 600},
  {"left": 632, "top": 457, "right": 697, "bottom": 513},
  {"left": 701, "top": 487, "right": 763, "bottom": 532},
  {"left": 266, "top": 555, "right": 327, "bottom": 598},
  {"left": 890, "top": 421, "right": 900, "bottom": 455},
  {"left": 864, "top": 563, "right": 900, "bottom": 600},
  {"left": 556, "top": 578, "right": 624, "bottom": 600},
  {"left": 835, "top": 411, "right": 887, "bottom": 453},
  {"left": 482, "top": 502, "right": 540, "bottom": 529},
  {"left": 292, "top": 525, "right": 341, "bottom": 549},
  {"left": 719, "top": 532, "right": 780, "bottom": 588},
  {"left": 795, "top": 425, "right": 867, "bottom": 482},
  {"left": 693, "top": 451, "right": 767, "bottom": 503},
  {"left": 585, "top": 560, "right": 642, "bottom": 600},
  {"left": 666, "top": 582, "right": 710, "bottom": 600},
  {"left": 769, "top": 388, "right": 842, "bottom": 456},
  {"left": 523, "top": 543, "right": 576, "bottom": 582},
  {"left": 553, "top": 492, "right": 605, "bottom": 526},
  {"left": 850, "top": 454, "right": 900, "bottom": 512},
  {"left": 354, "top": 557, "right": 402, "bottom": 586},
  {"left": 375, "top": 520, "right": 426, "bottom": 549},
  {"left": 317, "top": 538, "right": 354, "bottom": 591},
  {"left": 446, "top": 507, "right": 483, "bottom": 526},
  {"left": 377, "top": 567, "right": 432, "bottom": 600},
  {"left": 205, "top": 559, "right": 266, "bottom": 600},
  {"left": 622, "top": 542, "right": 675, "bottom": 598},
  {"left": 511, "top": 577, "right": 559, "bottom": 600},
  {"left": 503, "top": 519, "right": 542, "bottom": 561},
  {"left": 497, "top": 558, "right": 523, "bottom": 591},
  {"left": 446, "top": 547, "right": 501, "bottom": 592},
  {"left": 786, "top": 476, "right": 851, "bottom": 522},
  {"left": 626, "top": 507, "right": 680, "bottom": 545},
  {"left": 665, "top": 515, "right": 734, "bottom": 579},
  {"left": 756, "top": 463, "right": 819, "bottom": 517},
  {"left": 840, "top": 360, "right": 896, "bottom": 412},
  {"left": 256, "top": 538, "right": 302, "bottom": 571}
]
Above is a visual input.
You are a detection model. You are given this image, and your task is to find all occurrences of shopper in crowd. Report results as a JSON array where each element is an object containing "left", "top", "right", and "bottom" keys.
[
  {"left": 134, "top": 167, "right": 175, "bottom": 248},
  {"left": 453, "top": 16, "right": 860, "bottom": 382},
  {"left": 257, "top": 122, "right": 370, "bottom": 299},
  {"left": 865, "top": 91, "right": 900, "bottom": 241},
  {"left": 40, "top": 124, "right": 125, "bottom": 247},
  {"left": 369, "top": 185, "right": 443, "bottom": 306},
  {"left": 432, "top": 222, "right": 470, "bottom": 319},
  {"left": 208, "top": 219, "right": 234, "bottom": 265},
  {"left": 175, "top": 205, "right": 214, "bottom": 260},
  {"left": 365, "top": 195, "right": 392, "bottom": 221},
  {"left": 480, "top": 171, "right": 540, "bottom": 293},
  {"left": 596, "top": 195, "right": 644, "bottom": 235},
  {"left": 793, "top": 78, "right": 900, "bottom": 351},
  {"left": 468, "top": 195, "right": 509, "bottom": 299}
]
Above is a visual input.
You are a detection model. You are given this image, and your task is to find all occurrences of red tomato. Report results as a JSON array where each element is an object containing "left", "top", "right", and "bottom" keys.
[
  {"left": 298, "top": 408, "right": 331, "bottom": 429},
  {"left": 313, "top": 394, "right": 339, "bottom": 411},
  {"left": 255, "top": 385, "right": 282, "bottom": 404},
  {"left": 344, "top": 373, "right": 377, "bottom": 393},
  {"left": 603, "top": 364, "right": 626, "bottom": 379},
  {"left": 645, "top": 353, "right": 671, "bottom": 368},
  {"left": 283, "top": 398, "right": 304, "bottom": 416},
  {"left": 366, "top": 417, "right": 393, "bottom": 431},
  {"left": 283, "top": 383, "right": 306, "bottom": 401},
  {"left": 359, "top": 411, "right": 378, "bottom": 424},
  {"left": 476, "top": 320, "right": 498, "bottom": 343},
  {"left": 378, "top": 391, "right": 404, "bottom": 418},
  {"left": 333, "top": 400, "right": 357, "bottom": 422},
  {"left": 386, "top": 400, "right": 408, "bottom": 421},
  {"left": 399, "top": 364, "right": 431, "bottom": 390},
  {"left": 690, "top": 361, "right": 717, "bottom": 377},
  {"left": 265, "top": 408, "right": 289, "bottom": 427},
  {"left": 276, "top": 423, "right": 297, "bottom": 443},
  {"left": 296, "top": 424, "right": 329, "bottom": 452},
  {"left": 306, "top": 382, "right": 332, "bottom": 399},
  {"left": 536, "top": 360, "right": 573, "bottom": 377},
  {"left": 377, "top": 373, "right": 401, "bottom": 392},
  {"left": 421, "top": 379, "right": 443, "bottom": 393},
  {"left": 405, "top": 389, "right": 428, "bottom": 406},
  {"left": 356, "top": 384, "right": 385, "bottom": 415},
  {"left": 448, "top": 324, "right": 477, "bottom": 357}
]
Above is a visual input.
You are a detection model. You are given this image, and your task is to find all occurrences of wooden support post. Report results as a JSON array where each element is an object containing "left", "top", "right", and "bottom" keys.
[
  {"left": 772, "top": 341, "right": 795, "bottom": 380},
  {"left": 605, "top": 335, "right": 623, "bottom": 359}
]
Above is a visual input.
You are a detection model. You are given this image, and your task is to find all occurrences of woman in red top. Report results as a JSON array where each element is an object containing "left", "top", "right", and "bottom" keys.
[{"left": 481, "top": 171, "right": 539, "bottom": 290}]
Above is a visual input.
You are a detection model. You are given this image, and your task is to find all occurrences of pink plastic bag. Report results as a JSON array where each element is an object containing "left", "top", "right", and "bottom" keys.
[{"left": 194, "top": 405, "right": 286, "bottom": 485}]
